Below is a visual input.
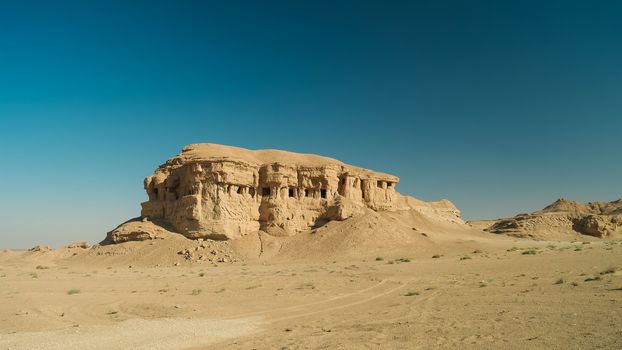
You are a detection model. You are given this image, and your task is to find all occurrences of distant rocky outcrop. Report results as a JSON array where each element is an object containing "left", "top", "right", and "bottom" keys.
[
  {"left": 64, "top": 241, "right": 91, "bottom": 249},
  {"left": 486, "top": 198, "right": 622, "bottom": 238},
  {"left": 108, "top": 143, "right": 463, "bottom": 243},
  {"left": 28, "top": 245, "right": 52, "bottom": 252}
]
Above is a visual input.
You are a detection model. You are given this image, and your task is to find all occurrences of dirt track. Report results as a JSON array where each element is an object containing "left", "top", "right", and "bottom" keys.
[{"left": 1, "top": 239, "right": 621, "bottom": 349}]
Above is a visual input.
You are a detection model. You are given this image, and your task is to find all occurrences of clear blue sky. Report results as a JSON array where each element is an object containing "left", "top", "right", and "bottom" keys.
[{"left": 1, "top": 1, "right": 621, "bottom": 248}]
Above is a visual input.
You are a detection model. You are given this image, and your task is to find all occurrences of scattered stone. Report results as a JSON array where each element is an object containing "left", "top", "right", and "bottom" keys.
[
  {"left": 28, "top": 245, "right": 52, "bottom": 252},
  {"left": 64, "top": 241, "right": 90, "bottom": 249}
]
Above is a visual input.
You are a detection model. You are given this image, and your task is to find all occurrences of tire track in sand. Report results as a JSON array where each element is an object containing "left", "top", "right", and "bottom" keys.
[{"left": 224, "top": 279, "right": 389, "bottom": 320}]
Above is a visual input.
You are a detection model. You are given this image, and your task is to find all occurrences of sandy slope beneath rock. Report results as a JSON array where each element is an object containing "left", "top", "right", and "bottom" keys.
[{"left": 1, "top": 235, "right": 621, "bottom": 349}]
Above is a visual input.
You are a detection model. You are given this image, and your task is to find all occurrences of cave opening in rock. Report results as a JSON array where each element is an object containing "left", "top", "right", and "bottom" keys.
[
  {"left": 237, "top": 186, "right": 243, "bottom": 194},
  {"left": 262, "top": 187, "right": 271, "bottom": 196},
  {"left": 304, "top": 189, "right": 310, "bottom": 197},
  {"left": 320, "top": 189, "right": 327, "bottom": 199},
  {"left": 288, "top": 188, "right": 295, "bottom": 198},
  {"left": 377, "top": 180, "right": 383, "bottom": 188}
]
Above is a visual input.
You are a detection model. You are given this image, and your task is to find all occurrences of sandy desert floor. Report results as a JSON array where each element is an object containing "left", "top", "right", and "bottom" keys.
[{"left": 1, "top": 236, "right": 621, "bottom": 350}]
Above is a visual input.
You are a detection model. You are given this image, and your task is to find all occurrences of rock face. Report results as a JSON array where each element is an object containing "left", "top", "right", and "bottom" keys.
[
  {"left": 487, "top": 198, "right": 622, "bottom": 238},
  {"left": 130, "top": 143, "right": 461, "bottom": 240},
  {"left": 106, "top": 219, "right": 170, "bottom": 244}
]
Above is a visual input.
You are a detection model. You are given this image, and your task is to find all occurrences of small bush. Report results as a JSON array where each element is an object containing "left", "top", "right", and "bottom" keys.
[
  {"left": 245, "top": 284, "right": 262, "bottom": 290},
  {"left": 600, "top": 266, "right": 617, "bottom": 275},
  {"left": 29, "top": 272, "right": 39, "bottom": 279},
  {"left": 554, "top": 277, "right": 566, "bottom": 285},
  {"left": 67, "top": 288, "right": 81, "bottom": 295},
  {"left": 460, "top": 255, "right": 471, "bottom": 260},
  {"left": 432, "top": 254, "right": 441, "bottom": 259},
  {"left": 473, "top": 249, "right": 483, "bottom": 254},
  {"left": 36, "top": 265, "right": 49, "bottom": 270},
  {"left": 296, "top": 282, "right": 315, "bottom": 290},
  {"left": 375, "top": 257, "right": 384, "bottom": 261},
  {"left": 571, "top": 281, "right": 578, "bottom": 286},
  {"left": 190, "top": 288, "right": 202, "bottom": 295},
  {"left": 214, "top": 288, "right": 225, "bottom": 293},
  {"left": 584, "top": 275, "right": 602, "bottom": 282},
  {"left": 198, "top": 272, "right": 205, "bottom": 277},
  {"left": 404, "top": 291, "right": 419, "bottom": 296},
  {"left": 521, "top": 249, "right": 537, "bottom": 255}
]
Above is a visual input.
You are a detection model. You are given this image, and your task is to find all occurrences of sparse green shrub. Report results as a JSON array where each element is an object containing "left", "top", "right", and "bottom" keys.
[
  {"left": 67, "top": 288, "right": 80, "bottom": 295},
  {"left": 600, "top": 266, "right": 617, "bottom": 275},
  {"left": 296, "top": 282, "right": 315, "bottom": 290},
  {"left": 404, "top": 291, "right": 419, "bottom": 296},
  {"left": 190, "top": 288, "right": 202, "bottom": 295}
]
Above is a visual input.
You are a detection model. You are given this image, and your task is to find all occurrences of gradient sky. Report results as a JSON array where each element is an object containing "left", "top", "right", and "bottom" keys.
[{"left": 1, "top": 1, "right": 621, "bottom": 248}]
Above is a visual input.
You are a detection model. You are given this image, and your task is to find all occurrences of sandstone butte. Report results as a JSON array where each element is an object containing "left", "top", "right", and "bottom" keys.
[{"left": 107, "top": 143, "right": 462, "bottom": 243}]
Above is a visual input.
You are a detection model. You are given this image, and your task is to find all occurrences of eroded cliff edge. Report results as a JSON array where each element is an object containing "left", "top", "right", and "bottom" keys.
[{"left": 108, "top": 143, "right": 462, "bottom": 243}]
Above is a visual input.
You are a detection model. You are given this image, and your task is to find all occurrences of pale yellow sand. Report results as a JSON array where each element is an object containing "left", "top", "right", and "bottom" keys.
[{"left": 1, "top": 237, "right": 620, "bottom": 349}]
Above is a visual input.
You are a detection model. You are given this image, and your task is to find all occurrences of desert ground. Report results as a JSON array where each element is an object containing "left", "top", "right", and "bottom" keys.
[
  {"left": 1, "top": 231, "right": 621, "bottom": 349},
  {"left": 2, "top": 146, "right": 620, "bottom": 349}
]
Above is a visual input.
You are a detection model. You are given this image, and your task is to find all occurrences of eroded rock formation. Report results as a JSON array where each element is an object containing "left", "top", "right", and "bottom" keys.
[
  {"left": 486, "top": 198, "right": 622, "bottom": 238},
  {"left": 110, "top": 143, "right": 462, "bottom": 242}
]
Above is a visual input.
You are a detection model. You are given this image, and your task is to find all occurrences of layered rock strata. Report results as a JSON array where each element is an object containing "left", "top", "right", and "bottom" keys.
[
  {"left": 487, "top": 198, "right": 622, "bottom": 238},
  {"left": 129, "top": 143, "right": 461, "bottom": 240}
]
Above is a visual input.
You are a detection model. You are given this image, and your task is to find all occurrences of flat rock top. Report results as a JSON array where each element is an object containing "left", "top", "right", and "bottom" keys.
[
  {"left": 179, "top": 143, "right": 345, "bottom": 166},
  {"left": 162, "top": 143, "right": 398, "bottom": 180}
]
